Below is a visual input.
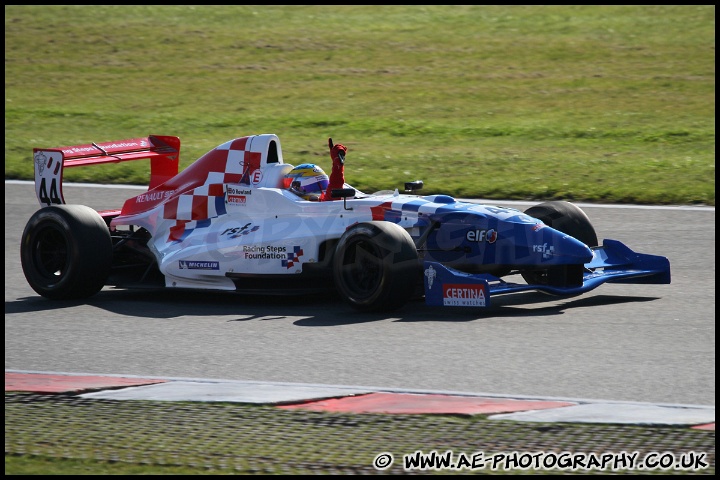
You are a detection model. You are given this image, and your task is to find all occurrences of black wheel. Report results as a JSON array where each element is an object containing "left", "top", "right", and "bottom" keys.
[
  {"left": 524, "top": 201, "right": 598, "bottom": 247},
  {"left": 522, "top": 201, "right": 598, "bottom": 287},
  {"left": 21, "top": 205, "right": 113, "bottom": 300},
  {"left": 333, "top": 221, "right": 420, "bottom": 312}
]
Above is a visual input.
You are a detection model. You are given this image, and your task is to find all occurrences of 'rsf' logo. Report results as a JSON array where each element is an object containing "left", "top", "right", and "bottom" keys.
[
  {"left": 221, "top": 223, "right": 260, "bottom": 239},
  {"left": 533, "top": 243, "right": 555, "bottom": 259}
]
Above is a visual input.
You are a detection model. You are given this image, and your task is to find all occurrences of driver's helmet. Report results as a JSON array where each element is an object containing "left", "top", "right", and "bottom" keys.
[{"left": 283, "top": 163, "right": 329, "bottom": 201}]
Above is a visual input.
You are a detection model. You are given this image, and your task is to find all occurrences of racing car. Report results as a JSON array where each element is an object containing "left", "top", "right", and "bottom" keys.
[{"left": 21, "top": 133, "right": 671, "bottom": 312}]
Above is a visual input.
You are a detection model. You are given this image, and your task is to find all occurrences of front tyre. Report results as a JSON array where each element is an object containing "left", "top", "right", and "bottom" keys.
[
  {"left": 524, "top": 201, "right": 598, "bottom": 247},
  {"left": 21, "top": 205, "right": 113, "bottom": 300},
  {"left": 521, "top": 201, "right": 598, "bottom": 287},
  {"left": 333, "top": 221, "right": 420, "bottom": 312}
]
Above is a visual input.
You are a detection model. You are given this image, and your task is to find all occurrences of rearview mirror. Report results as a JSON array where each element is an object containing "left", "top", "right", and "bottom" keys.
[{"left": 404, "top": 180, "right": 423, "bottom": 192}]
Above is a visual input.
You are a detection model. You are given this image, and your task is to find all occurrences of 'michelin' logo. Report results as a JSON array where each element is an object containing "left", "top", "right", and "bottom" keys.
[{"left": 179, "top": 261, "right": 219, "bottom": 270}]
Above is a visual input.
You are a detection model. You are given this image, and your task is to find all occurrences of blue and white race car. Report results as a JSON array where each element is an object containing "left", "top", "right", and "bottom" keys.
[{"left": 21, "top": 133, "right": 670, "bottom": 311}]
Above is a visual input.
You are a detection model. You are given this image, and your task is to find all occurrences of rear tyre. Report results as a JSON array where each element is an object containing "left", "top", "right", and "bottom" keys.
[
  {"left": 333, "top": 221, "right": 420, "bottom": 312},
  {"left": 21, "top": 205, "right": 113, "bottom": 300},
  {"left": 522, "top": 201, "right": 598, "bottom": 287}
]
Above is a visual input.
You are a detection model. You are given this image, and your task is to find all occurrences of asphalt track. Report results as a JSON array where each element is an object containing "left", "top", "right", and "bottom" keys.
[{"left": 4, "top": 181, "right": 715, "bottom": 430}]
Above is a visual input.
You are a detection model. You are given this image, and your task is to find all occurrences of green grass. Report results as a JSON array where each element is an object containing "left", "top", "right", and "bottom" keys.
[
  {"left": 4, "top": 5, "right": 714, "bottom": 205},
  {"left": 5, "top": 455, "right": 218, "bottom": 475}
]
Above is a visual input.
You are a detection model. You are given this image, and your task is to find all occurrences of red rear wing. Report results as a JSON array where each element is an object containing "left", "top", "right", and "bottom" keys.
[{"left": 32, "top": 135, "right": 181, "bottom": 207}]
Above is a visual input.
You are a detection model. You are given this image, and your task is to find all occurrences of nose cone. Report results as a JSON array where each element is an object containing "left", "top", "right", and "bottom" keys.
[{"left": 536, "top": 228, "right": 594, "bottom": 265}]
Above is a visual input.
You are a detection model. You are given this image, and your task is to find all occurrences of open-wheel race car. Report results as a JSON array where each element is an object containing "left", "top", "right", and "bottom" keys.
[{"left": 21, "top": 133, "right": 671, "bottom": 312}]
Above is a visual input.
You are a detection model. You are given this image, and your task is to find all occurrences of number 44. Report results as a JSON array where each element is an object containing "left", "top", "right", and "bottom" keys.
[{"left": 39, "top": 177, "right": 62, "bottom": 206}]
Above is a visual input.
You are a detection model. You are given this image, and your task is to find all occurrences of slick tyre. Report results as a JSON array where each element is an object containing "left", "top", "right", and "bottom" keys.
[
  {"left": 522, "top": 201, "right": 598, "bottom": 287},
  {"left": 21, "top": 205, "right": 113, "bottom": 300},
  {"left": 333, "top": 221, "right": 420, "bottom": 312},
  {"left": 524, "top": 201, "right": 598, "bottom": 247}
]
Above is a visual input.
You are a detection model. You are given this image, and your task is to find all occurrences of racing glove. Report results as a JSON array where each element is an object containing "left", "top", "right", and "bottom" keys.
[
  {"left": 322, "top": 138, "right": 347, "bottom": 201},
  {"left": 329, "top": 138, "right": 347, "bottom": 165}
]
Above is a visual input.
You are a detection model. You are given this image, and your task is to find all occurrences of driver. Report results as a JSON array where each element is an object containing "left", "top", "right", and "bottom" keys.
[
  {"left": 282, "top": 138, "right": 348, "bottom": 201},
  {"left": 282, "top": 163, "right": 329, "bottom": 201}
]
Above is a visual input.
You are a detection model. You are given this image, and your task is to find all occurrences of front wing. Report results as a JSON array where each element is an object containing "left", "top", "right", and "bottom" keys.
[{"left": 423, "top": 239, "right": 671, "bottom": 307}]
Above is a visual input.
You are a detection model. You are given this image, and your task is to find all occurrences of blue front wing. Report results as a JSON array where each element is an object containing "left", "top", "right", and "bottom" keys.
[{"left": 423, "top": 239, "right": 671, "bottom": 307}]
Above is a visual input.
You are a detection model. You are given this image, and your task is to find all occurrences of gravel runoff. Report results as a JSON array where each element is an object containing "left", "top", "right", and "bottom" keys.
[{"left": 5, "top": 392, "right": 715, "bottom": 475}]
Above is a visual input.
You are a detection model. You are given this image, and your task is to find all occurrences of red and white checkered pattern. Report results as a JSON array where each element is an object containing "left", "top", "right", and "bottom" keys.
[
  {"left": 118, "top": 136, "right": 260, "bottom": 219},
  {"left": 162, "top": 137, "right": 262, "bottom": 221},
  {"left": 155, "top": 137, "right": 264, "bottom": 241}
]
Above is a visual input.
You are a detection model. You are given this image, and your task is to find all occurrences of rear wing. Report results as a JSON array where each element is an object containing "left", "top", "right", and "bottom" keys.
[{"left": 32, "top": 135, "right": 181, "bottom": 207}]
